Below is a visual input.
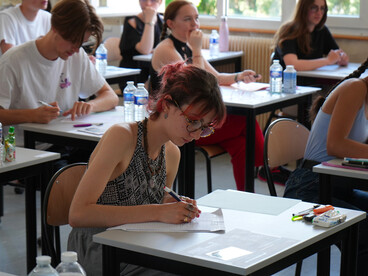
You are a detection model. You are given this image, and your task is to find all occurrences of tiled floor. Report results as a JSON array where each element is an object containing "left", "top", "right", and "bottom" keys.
[{"left": 0, "top": 153, "right": 340, "bottom": 275}]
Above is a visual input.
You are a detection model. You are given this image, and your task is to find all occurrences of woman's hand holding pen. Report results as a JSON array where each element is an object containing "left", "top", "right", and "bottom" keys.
[
  {"left": 34, "top": 101, "right": 61, "bottom": 123},
  {"left": 236, "top": 70, "right": 262, "bottom": 83}
]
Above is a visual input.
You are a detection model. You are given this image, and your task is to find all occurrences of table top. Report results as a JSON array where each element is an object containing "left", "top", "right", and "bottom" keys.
[
  {"left": 0, "top": 147, "right": 60, "bottom": 173},
  {"left": 221, "top": 84, "right": 319, "bottom": 109},
  {"left": 93, "top": 189, "right": 365, "bottom": 275},
  {"left": 133, "top": 49, "right": 243, "bottom": 63},
  {"left": 313, "top": 159, "right": 368, "bottom": 180},
  {"left": 103, "top": 66, "right": 140, "bottom": 79},
  {"left": 297, "top": 63, "right": 368, "bottom": 80}
]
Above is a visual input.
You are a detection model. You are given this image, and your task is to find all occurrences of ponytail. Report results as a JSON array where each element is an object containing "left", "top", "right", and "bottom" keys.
[
  {"left": 309, "top": 57, "right": 368, "bottom": 121},
  {"left": 160, "top": 23, "right": 169, "bottom": 41}
]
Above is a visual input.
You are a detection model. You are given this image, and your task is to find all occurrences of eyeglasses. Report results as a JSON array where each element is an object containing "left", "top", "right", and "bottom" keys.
[
  {"left": 140, "top": 0, "right": 160, "bottom": 3},
  {"left": 172, "top": 100, "right": 214, "bottom": 138},
  {"left": 309, "top": 5, "right": 327, "bottom": 13}
]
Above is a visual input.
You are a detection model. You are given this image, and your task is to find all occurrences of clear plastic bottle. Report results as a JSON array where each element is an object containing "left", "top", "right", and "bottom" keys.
[
  {"left": 123, "top": 81, "right": 137, "bottom": 122},
  {"left": 56, "top": 251, "right": 86, "bottom": 276},
  {"left": 0, "top": 122, "right": 3, "bottom": 166},
  {"left": 269, "top": 60, "right": 283, "bottom": 93},
  {"left": 134, "top": 83, "right": 149, "bottom": 121},
  {"left": 95, "top": 43, "right": 107, "bottom": 76},
  {"left": 4, "top": 125, "right": 15, "bottom": 162},
  {"left": 219, "top": 16, "right": 229, "bottom": 52},
  {"left": 28, "top": 256, "right": 58, "bottom": 276},
  {"left": 283, "top": 65, "right": 297, "bottom": 94},
  {"left": 209, "top": 29, "right": 219, "bottom": 57}
]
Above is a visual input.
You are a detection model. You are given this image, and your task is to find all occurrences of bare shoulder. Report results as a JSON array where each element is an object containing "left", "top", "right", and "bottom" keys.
[
  {"left": 152, "top": 39, "right": 178, "bottom": 70},
  {"left": 336, "top": 78, "right": 367, "bottom": 99},
  {"left": 164, "top": 140, "right": 180, "bottom": 162}
]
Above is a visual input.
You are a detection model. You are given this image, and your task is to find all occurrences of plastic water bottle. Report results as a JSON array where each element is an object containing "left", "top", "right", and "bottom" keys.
[
  {"left": 123, "top": 81, "right": 136, "bottom": 122},
  {"left": 219, "top": 16, "right": 229, "bottom": 52},
  {"left": 4, "top": 126, "right": 15, "bottom": 162},
  {"left": 134, "top": 83, "right": 149, "bottom": 121},
  {"left": 56, "top": 251, "right": 86, "bottom": 276},
  {"left": 95, "top": 43, "right": 107, "bottom": 75},
  {"left": 283, "top": 65, "right": 297, "bottom": 93},
  {"left": 269, "top": 60, "right": 283, "bottom": 93},
  {"left": 209, "top": 30, "right": 219, "bottom": 57},
  {"left": 28, "top": 256, "right": 58, "bottom": 276}
]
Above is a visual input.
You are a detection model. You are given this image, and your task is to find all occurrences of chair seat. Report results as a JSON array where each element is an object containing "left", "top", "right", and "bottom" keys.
[{"left": 197, "top": 145, "right": 226, "bottom": 158}]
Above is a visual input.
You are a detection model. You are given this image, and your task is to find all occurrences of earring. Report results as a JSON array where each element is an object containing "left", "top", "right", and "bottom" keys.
[{"left": 164, "top": 113, "right": 168, "bottom": 119}]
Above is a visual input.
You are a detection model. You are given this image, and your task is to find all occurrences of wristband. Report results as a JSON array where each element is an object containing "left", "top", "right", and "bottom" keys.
[
  {"left": 145, "top": 22, "right": 154, "bottom": 26},
  {"left": 192, "top": 55, "right": 202, "bottom": 59},
  {"left": 234, "top": 73, "right": 239, "bottom": 82}
]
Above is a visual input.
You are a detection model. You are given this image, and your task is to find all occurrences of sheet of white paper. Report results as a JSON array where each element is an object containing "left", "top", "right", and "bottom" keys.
[
  {"left": 197, "top": 190, "right": 300, "bottom": 215},
  {"left": 231, "top": 82, "right": 269, "bottom": 92},
  {"left": 108, "top": 208, "right": 225, "bottom": 232},
  {"left": 60, "top": 107, "right": 124, "bottom": 125}
]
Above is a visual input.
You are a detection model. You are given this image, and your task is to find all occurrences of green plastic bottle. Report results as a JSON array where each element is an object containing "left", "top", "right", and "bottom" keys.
[{"left": 5, "top": 126, "right": 15, "bottom": 162}]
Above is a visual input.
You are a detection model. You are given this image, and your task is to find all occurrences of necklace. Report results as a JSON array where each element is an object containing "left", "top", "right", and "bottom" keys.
[{"left": 142, "top": 118, "right": 163, "bottom": 188}]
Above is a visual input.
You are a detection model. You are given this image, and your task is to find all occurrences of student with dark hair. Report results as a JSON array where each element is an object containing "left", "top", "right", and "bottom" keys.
[
  {"left": 0, "top": 0, "right": 51, "bottom": 57},
  {"left": 118, "top": 0, "right": 163, "bottom": 90},
  {"left": 273, "top": 0, "right": 348, "bottom": 71},
  {"left": 150, "top": 0, "right": 264, "bottom": 191},
  {"left": 284, "top": 59, "right": 368, "bottom": 275},
  {"left": 68, "top": 62, "right": 226, "bottom": 275}
]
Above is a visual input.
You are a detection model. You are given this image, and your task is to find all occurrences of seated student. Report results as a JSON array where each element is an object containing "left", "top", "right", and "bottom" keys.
[
  {"left": 284, "top": 58, "right": 368, "bottom": 275},
  {"left": 0, "top": 0, "right": 118, "bottom": 163},
  {"left": 68, "top": 62, "right": 225, "bottom": 275},
  {"left": 150, "top": 0, "right": 264, "bottom": 191},
  {"left": 273, "top": 0, "right": 349, "bottom": 71},
  {"left": 0, "top": 0, "right": 51, "bottom": 57},
  {"left": 118, "top": 0, "right": 163, "bottom": 91}
]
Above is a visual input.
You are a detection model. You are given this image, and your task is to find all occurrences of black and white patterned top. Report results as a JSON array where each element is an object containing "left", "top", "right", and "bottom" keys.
[{"left": 97, "top": 121, "right": 166, "bottom": 206}]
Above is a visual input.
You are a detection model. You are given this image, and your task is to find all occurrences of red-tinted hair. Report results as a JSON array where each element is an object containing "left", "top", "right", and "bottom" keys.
[{"left": 149, "top": 62, "right": 226, "bottom": 128}]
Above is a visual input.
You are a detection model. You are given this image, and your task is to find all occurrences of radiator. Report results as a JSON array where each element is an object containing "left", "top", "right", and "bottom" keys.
[{"left": 203, "top": 34, "right": 274, "bottom": 131}]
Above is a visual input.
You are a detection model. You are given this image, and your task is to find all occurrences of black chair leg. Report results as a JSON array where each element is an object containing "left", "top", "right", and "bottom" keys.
[
  {"left": 205, "top": 155, "right": 212, "bottom": 193},
  {"left": 295, "top": 261, "right": 302, "bottom": 276}
]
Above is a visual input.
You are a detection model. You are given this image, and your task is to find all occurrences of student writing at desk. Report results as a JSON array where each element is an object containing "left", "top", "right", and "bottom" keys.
[
  {"left": 118, "top": 0, "right": 163, "bottom": 91},
  {"left": 273, "top": 0, "right": 349, "bottom": 71},
  {"left": 284, "top": 58, "right": 368, "bottom": 275},
  {"left": 150, "top": 0, "right": 264, "bottom": 191},
  {"left": 68, "top": 62, "right": 223, "bottom": 275},
  {"left": 0, "top": 0, "right": 51, "bottom": 57},
  {"left": 0, "top": 0, "right": 118, "bottom": 166}
]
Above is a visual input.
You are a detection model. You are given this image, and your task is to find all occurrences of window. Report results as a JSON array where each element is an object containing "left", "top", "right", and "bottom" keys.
[{"left": 97, "top": 0, "right": 367, "bottom": 37}]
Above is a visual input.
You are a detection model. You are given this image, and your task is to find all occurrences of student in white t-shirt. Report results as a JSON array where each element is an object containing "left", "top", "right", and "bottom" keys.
[{"left": 0, "top": 0, "right": 51, "bottom": 56}]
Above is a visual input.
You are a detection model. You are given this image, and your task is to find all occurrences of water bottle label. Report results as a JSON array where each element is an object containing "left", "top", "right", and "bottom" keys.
[
  {"left": 124, "top": 92, "right": 134, "bottom": 102},
  {"left": 270, "top": 70, "right": 282, "bottom": 78},
  {"left": 134, "top": 96, "right": 148, "bottom": 105},
  {"left": 96, "top": 53, "right": 107, "bottom": 59},
  {"left": 210, "top": 37, "right": 219, "bottom": 44}
]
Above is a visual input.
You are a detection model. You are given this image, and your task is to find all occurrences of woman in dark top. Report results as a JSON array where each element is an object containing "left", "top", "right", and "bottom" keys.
[
  {"left": 118, "top": 0, "right": 163, "bottom": 90},
  {"left": 273, "top": 0, "right": 348, "bottom": 70},
  {"left": 150, "top": 0, "right": 264, "bottom": 192}
]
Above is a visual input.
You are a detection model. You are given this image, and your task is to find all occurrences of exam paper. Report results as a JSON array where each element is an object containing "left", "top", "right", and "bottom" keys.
[
  {"left": 231, "top": 82, "right": 269, "bottom": 92},
  {"left": 108, "top": 208, "right": 225, "bottom": 232}
]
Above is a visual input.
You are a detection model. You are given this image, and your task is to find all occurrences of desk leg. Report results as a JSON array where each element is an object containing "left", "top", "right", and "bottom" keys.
[
  {"left": 245, "top": 111, "right": 256, "bottom": 192},
  {"left": 24, "top": 130, "right": 36, "bottom": 149},
  {"left": 0, "top": 183, "right": 3, "bottom": 221},
  {"left": 235, "top": 57, "right": 241, "bottom": 72},
  {"left": 26, "top": 175, "right": 37, "bottom": 273},
  {"left": 41, "top": 163, "right": 53, "bottom": 256},
  {"left": 102, "top": 245, "right": 120, "bottom": 275},
  {"left": 340, "top": 223, "right": 358, "bottom": 276},
  {"left": 319, "top": 173, "right": 332, "bottom": 204},
  {"left": 178, "top": 141, "right": 195, "bottom": 198},
  {"left": 317, "top": 247, "right": 330, "bottom": 276}
]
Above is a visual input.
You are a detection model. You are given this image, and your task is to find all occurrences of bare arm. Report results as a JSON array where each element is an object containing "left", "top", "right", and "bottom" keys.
[
  {"left": 62, "top": 83, "right": 119, "bottom": 120},
  {"left": 326, "top": 79, "right": 368, "bottom": 158},
  {"left": 0, "top": 40, "right": 13, "bottom": 55},
  {"left": 284, "top": 49, "right": 348, "bottom": 71}
]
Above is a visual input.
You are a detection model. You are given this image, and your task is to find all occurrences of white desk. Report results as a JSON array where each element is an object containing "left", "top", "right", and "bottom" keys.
[
  {"left": 0, "top": 147, "right": 60, "bottom": 273},
  {"left": 133, "top": 49, "right": 244, "bottom": 72},
  {"left": 313, "top": 159, "right": 368, "bottom": 204},
  {"left": 103, "top": 66, "right": 141, "bottom": 85},
  {"left": 179, "top": 85, "right": 320, "bottom": 197},
  {"left": 297, "top": 63, "right": 368, "bottom": 80},
  {"left": 94, "top": 189, "right": 365, "bottom": 275}
]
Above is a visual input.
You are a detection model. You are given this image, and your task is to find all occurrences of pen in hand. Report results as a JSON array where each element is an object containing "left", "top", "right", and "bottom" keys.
[
  {"left": 38, "top": 100, "right": 63, "bottom": 113},
  {"left": 164, "top": 186, "right": 181, "bottom": 202}
]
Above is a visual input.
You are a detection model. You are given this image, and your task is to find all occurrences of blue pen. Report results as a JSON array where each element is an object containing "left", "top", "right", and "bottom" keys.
[{"left": 164, "top": 186, "right": 181, "bottom": 202}]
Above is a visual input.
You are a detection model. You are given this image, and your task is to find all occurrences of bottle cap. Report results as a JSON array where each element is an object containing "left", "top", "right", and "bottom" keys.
[
  {"left": 36, "top": 255, "right": 51, "bottom": 265},
  {"left": 127, "top": 81, "right": 134, "bottom": 85},
  {"left": 137, "top": 83, "right": 145, "bottom": 88},
  {"left": 273, "top": 59, "right": 280, "bottom": 64},
  {"left": 286, "top": 65, "right": 294, "bottom": 69},
  {"left": 61, "top": 251, "right": 78, "bottom": 262},
  {"left": 9, "top": 126, "right": 14, "bottom": 133},
  {"left": 221, "top": 16, "right": 227, "bottom": 20}
]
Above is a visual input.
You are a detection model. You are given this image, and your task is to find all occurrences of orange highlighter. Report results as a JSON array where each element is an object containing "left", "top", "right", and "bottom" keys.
[{"left": 313, "top": 205, "right": 334, "bottom": 215}]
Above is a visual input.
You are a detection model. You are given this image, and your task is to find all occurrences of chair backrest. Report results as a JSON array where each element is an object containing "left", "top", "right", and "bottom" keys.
[
  {"left": 103, "top": 36, "right": 122, "bottom": 63},
  {"left": 42, "top": 162, "right": 87, "bottom": 266},
  {"left": 263, "top": 119, "right": 310, "bottom": 196}
]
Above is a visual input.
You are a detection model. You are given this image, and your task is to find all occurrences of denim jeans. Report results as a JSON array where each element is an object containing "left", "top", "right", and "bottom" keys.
[{"left": 284, "top": 168, "right": 368, "bottom": 276}]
